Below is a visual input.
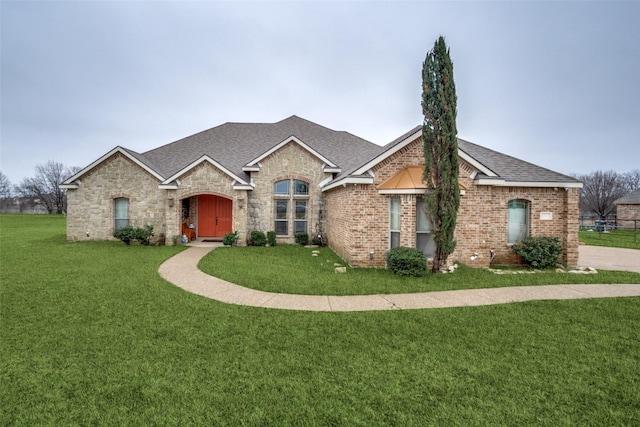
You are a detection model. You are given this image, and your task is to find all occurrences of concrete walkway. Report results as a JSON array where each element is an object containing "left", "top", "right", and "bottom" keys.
[{"left": 158, "top": 245, "right": 640, "bottom": 312}]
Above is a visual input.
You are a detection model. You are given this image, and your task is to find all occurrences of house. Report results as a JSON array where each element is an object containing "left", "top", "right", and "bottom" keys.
[
  {"left": 61, "top": 115, "right": 583, "bottom": 268},
  {"left": 614, "top": 188, "right": 640, "bottom": 229}
]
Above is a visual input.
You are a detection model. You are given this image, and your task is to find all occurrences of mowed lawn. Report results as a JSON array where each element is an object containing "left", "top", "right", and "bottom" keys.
[{"left": 1, "top": 215, "right": 639, "bottom": 425}]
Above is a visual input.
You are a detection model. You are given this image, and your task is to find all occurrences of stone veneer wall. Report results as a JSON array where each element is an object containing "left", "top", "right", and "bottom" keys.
[
  {"left": 247, "top": 142, "right": 331, "bottom": 244},
  {"left": 167, "top": 161, "right": 247, "bottom": 245},
  {"left": 66, "top": 153, "right": 168, "bottom": 242},
  {"left": 325, "top": 136, "right": 581, "bottom": 268}
]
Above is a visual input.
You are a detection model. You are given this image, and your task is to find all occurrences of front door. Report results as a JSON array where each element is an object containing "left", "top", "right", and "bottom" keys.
[{"left": 198, "top": 195, "right": 233, "bottom": 237}]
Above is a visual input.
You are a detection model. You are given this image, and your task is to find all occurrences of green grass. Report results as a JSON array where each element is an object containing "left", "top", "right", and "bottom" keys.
[
  {"left": 2, "top": 214, "right": 640, "bottom": 425},
  {"left": 580, "top": 229, "right": 640, "bottom": 249},
  {"left": 199, "top": 245, "right": 640, "bottom": 295}
]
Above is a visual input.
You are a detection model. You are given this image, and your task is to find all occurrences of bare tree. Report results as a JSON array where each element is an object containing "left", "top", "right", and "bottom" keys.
[
  {"left": 0, "top": 172, "right": 14, "bottom": 211},
  {"left": 17, "top": 161, "right": 77, "bottom": 214},
  {"left": 622, "top": 169, "right": 640, "bottom": 193},
  {"left": 573, "top": 170, "right": 627, "bottom": 218}
]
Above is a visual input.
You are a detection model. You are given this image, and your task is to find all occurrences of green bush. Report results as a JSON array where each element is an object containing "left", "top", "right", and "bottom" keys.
[
  {"left": 294, "top": 232, "right": 309, "bottom": 246},
  {"left": 267, "top": 231, "right": 277, "bottom": 246},
  {"left": 385, "top": 246, "right": 428, "bottom": 277},
  {"left": 250, "top": 230, "right": 267, "bottom": 246},
  {"left": 113, "top": 224, "right": 154, "bottom": 245},
  {"left": 222, "top": 231, "right": 239, "bottom": 246},
  {"left": 512, "top": 236, "right": 563, "bottom": 268}
]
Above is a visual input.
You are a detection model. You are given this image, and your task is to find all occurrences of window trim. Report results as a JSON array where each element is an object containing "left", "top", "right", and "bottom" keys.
[
  {"left": 416, "top": 197, "right": 435, "bottom": 257},
  {"left": 114, "top": 197, "right": 130, "bottom": 231},
  {"left": 273, "top": 179, "right": 310, "bottom": 236},
  {"left": 389, "top": 196, "right": 400, "bottom": 249},
  {"left": 507, "top": 199, "right": 530, "bottom": 244}
]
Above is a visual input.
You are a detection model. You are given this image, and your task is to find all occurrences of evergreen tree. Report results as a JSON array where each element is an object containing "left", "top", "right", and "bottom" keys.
[{"left": 421, "top": 36, "right": 459, "bottom": 273}]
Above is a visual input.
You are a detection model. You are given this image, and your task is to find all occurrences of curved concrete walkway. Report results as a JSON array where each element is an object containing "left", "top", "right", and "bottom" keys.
[{"left": 158, "top": 246, "right": 640, "bottom": 312}]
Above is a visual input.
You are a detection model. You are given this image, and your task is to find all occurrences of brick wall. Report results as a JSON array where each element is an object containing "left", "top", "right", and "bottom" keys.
[
  {"left": 616, "top": 204, "right": 640, "bottom": 228},
  {"left": 325, "top": 136, "right": 581, "bottom": 268}
]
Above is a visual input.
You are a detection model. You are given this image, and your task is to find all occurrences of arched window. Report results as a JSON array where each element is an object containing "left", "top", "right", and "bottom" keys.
[
  {"left": 508, "top": 199, "right": 529, "bottom": 244},
  {"left": 114, "top": 198, "right": 129, "bottom": 231},
  {"left": 274, "top": 179, "right": 309, "bottom": 236}
]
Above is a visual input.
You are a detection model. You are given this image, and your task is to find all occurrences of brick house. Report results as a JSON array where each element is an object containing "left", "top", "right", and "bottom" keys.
[
  {"left": 614, "top": 189, "right": 640, "bottom": 228},
  {"left": 61, "top": 116, "right": 582, "bottom": 267}
]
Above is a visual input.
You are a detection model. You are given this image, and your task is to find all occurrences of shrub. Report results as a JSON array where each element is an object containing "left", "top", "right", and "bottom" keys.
[
  {"left": 386, "top": 246, "right": 428, "bottom": 277},
  {"left": 294, "top": 232, "right": 309, "bottom": 246},
  {"left": 222, "top": 230, "right": 239, "bottom": 246},
  {"left": 311, "top": 235, "right": 323, "bottom": 246},
  {"left": 267, "top": 231, "right": 277, "bottom": 246},
  {"left": 250, "top": 230, "right": 267, "bottom": 246},
  {"left": 512, "top": 236, "right": 563, "bottom": 268},
  {"left": 113, "top": 225, "right": 154, "bottom": 245}
]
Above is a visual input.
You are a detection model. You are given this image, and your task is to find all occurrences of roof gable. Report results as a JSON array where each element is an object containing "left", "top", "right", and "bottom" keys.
[{"left": 60, "top": 146, "right": 164, "bottom": 188}]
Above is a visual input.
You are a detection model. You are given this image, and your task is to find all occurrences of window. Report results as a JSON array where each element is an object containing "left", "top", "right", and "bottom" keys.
[
  {"left": 389, "top": 197, "right": 400, "bottom": 248},
  {"left": 416, "top": 197, "right": 435, "bottom": 257},
  {"left": 508, "top": 199, "right": 529, "bottom": 244},
  {"left": 114, "top": 198, "right": 129, "bottom": 231},
  {"left": 274, "top": 179, "right": 309, "bottom": 235}
]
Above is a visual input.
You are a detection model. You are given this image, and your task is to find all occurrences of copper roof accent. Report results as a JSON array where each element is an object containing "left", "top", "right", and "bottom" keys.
[{"left": 377, "top": 166, "right": 468, "bottom": 191}]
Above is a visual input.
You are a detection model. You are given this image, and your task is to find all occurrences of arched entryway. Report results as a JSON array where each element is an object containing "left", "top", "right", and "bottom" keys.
[{"left": 197, "top": 195, "right": 232, "bottom": 238}]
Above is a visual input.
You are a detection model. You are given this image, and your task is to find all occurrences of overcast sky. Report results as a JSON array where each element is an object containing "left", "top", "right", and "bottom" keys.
[{"left": 1, "top": 1, "right": 639, "bottom": 185}]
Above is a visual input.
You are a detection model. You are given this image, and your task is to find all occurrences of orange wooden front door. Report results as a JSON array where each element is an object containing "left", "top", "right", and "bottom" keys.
[{"left": 197, "top": 195, "right": 232, "bottom": 237}]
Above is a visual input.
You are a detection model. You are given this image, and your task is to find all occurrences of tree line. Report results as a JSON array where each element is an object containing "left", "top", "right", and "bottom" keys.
[
  {"left": 571, "top": 170, "right": 640, "bottom": 218},
  {"left": 0, "top": 161, "right": 80, "bottom": 214}
]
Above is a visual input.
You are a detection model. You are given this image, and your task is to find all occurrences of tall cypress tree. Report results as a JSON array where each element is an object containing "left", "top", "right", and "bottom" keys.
[{"left": 421, "top": 36, "right": 459, "bottom": 273}]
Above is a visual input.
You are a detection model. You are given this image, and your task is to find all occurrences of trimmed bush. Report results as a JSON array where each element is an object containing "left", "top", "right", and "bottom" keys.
[
  {"left": 113, "top": 225, "right": 153, "bottom": 245},
  {"left": 250, "top": 230, "right": 267, "bottom": 246},
  {"left": 512, "top": 236, "right": 563, "bottom": 268},
  {"left": 222, "top": 230, "right": 239, "bottom": 246},
  {"left": 267, "top": 231, "right": 277, "bottom": 246},
  {"left": 386, "top": 246, "right": 428, "bottom": 277},
  {"left": 294, "top": 232, "right": 309, "bottom": 246}
]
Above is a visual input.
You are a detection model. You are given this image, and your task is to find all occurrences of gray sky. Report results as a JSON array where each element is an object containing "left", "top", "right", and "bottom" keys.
[{"left": 2, "top": 1, "right": 639, "bottom": 185}]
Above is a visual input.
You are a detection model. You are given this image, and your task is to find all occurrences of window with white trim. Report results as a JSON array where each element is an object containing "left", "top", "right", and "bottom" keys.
[
  {"left": 114, "top": 198, "right": 129, "bottom": 231},
  {"left": 508, "top": 199, "right": 530, "bottom": 244},
  {"left": 389, "top": 197, "right": 400, "bottom": 248},
  {"left": 274, "top": 179, "right": 309, "bottom": 235},
  {"left": 416, "top": 197, "right": 435, "bottom": 257}
]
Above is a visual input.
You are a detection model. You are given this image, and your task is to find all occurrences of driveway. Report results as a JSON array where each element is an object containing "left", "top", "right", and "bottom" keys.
[{"left": 579, "top": 245, "right": 640, "bottom": 273}]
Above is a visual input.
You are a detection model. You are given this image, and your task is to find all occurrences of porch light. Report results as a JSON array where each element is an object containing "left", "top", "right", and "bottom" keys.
[{"left": 168, "top": 198, "right": 175, "bottom": 207}]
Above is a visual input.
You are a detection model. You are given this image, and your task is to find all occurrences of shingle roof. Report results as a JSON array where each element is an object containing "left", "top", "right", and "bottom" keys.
[
  {"left": 456, "top": 138, "right": 581, "bottom": 184},
  {"left": 615, "top": 188, "right": 640, "bottom": 205},
  {"left": 330, "top": 125, "right": 580, "bottom": 186},
  {"left": 139, "top": 115, "right": 381, "bottom": 182}
]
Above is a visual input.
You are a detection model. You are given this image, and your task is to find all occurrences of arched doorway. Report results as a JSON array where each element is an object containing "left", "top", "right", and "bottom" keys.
[{"left": 197, "top": 195, "right": 232, "bottom": 238}]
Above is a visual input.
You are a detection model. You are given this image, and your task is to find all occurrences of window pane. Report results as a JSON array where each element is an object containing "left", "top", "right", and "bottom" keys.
[
  {"left": 274, "top": 180, "right": 289, "bottom": 195},
  {"left": 390, "top": 231, "right": 400, "bottom": 248},
  {"left": 508, "top": 199, "right": 529, "bottom": 243},
  {"left": 114, "top": 198, "right": 129, "bottom": 230},
  {"left": 294, "top": 180, "right": 309, "bottom": 195},
  {"left": 295, "top": 200, "right": 307, "bottom": 219},
  {"left": 417, "top": 233, "right": 436, "bottom": 258},
  {"left": 115, "top": 198, "right": 129, "bottom": 219},
  {"left": 294, "top": 221, "right": 307, "bottom": 233},
  {"left": 275, "top": 221, "right": 288, "bottom": 235},
  {"left": 390, "top": 197, "right": 400, "bottom": 231},
  {"left": 416, "top": 198, "right": 431, "bottom": 232},
  {"left": 275, "top": 200, "right": 288, "bottom": 220}
]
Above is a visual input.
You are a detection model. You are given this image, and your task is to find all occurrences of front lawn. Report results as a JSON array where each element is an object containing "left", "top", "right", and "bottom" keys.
[
  {"left": 2, "top": 214, "right": 639, "bottom": 425},
  {"left": 579, "top": 229, "right": 640, "bottom": 249},
  {"left": 199, "top": 245, "right": 640, "bottom": 295}
]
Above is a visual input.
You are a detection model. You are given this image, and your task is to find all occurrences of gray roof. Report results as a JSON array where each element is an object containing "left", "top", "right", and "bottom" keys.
[
  {"left": 67, "top": 116, "right": 581, "bottom": 188},
  {"left": 140, "top": 115, "right": 381, "bottom": 182},
  {"left": 334, "top": 125, "right": 580, "bottom": 185},
  {"left": 615, "top": 188, "right": 640, "bottom": 205},
  {"left": 456, "top": 138, "right": 581, "bottom": 184}
]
